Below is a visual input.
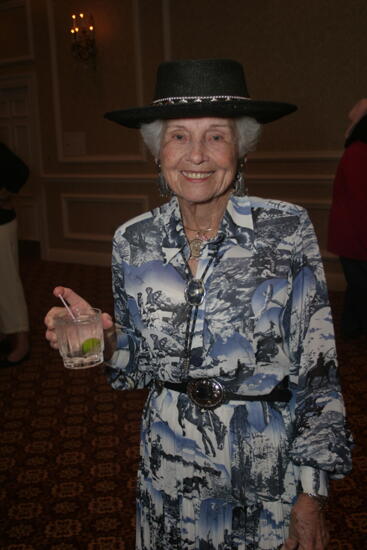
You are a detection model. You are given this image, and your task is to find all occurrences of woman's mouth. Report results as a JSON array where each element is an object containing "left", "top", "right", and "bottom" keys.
[{"left": 181, "top": 170, "right": 213, "bottom": 180}]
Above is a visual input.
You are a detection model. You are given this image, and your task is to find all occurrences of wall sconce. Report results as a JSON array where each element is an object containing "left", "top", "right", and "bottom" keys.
[{"left": 70, "top": 12, "right": 96, "bottom": 65}]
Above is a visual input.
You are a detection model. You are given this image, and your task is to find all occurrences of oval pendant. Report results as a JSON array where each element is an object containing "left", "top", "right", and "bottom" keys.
[
  {"left": 185, "top": 278, "right": 206, "bottom": 306},
  {"left": 189, "top": 238, "right": 202, "bottom": 258}
]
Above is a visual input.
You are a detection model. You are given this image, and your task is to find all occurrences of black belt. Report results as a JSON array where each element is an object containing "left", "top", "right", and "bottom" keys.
[{"left": 154, "top": 377, "right": 291, "bottom": 409}]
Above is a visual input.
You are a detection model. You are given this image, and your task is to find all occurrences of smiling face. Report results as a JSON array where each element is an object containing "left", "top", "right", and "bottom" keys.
[{"left": 159, "top": 117, "right": 238, "bottom": 206}]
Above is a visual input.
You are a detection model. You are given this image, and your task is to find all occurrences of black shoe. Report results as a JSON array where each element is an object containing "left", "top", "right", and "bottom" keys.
[{"left": 0, "top": 352, "right": 30, "bottom": 368}]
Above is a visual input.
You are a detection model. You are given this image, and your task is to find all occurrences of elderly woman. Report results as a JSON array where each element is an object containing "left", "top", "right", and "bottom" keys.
[{"left": 45, "top": 59, "right": 352, "bottom": 550}]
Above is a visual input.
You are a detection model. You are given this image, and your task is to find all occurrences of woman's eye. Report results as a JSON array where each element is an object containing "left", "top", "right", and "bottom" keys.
[
  {"left": 172, "top": 133, "right": 185, "bottom": 141},
  {"left": 210, "top": 134, "right": 223, "bottom": 142}
]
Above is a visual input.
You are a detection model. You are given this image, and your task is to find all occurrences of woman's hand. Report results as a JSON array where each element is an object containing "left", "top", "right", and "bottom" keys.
[
  {"left": 281, "top": 493, "right": 329, "bottom": 550},
  {"left": 44, "top": 286, "right": 115, "bottom": 354}
]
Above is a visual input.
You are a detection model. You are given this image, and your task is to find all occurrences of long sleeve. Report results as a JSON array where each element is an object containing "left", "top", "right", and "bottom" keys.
[
  {"left": 286, "top": 209, "right": 352, "bottom": 493},
  {"left": 105, "top": 227, "right": 152, "bottom": 391}
]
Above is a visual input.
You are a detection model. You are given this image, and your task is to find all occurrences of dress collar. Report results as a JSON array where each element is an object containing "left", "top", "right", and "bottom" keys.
[{"left": 161, "top": 195, "right": 255, "bottom": 264}]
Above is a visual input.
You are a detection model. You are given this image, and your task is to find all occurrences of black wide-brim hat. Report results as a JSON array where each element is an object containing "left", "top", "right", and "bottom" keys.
[{"left": 104, "top": 58, "right": 297, "bottom": 128}]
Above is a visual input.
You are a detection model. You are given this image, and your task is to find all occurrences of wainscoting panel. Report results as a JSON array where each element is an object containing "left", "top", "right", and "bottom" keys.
[
  {"left": 0, "top": 0, "right": 34, "bottom": 65},
  {"left": 42, "top": 171, "right": 345, "bottom": 289},
  {"left": 61, "top": 193, "right": 149, "bottom": 242},
  {"left": 43, "top": 175, "right": 160, "bottom": 266}
]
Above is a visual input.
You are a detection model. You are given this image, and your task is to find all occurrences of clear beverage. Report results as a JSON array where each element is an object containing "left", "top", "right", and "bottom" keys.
[{"left": 54, "top": 308, "right": 104, "bottom": 369}]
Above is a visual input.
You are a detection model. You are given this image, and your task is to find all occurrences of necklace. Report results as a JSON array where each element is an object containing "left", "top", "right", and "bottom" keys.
[
  {"left": 184, "top": 225, "right": 218, "bottom": 259},
  {"left": 188, "top": 238, "right": 203, "bottom": 259},
  {"left": 183, "top": 225, "right": 216, "bottom": 232}
]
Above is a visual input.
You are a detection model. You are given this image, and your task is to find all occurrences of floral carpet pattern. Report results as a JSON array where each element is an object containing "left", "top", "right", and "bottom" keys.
[{"left": 0, "top": 256, "right": 366, "bottom": 549}]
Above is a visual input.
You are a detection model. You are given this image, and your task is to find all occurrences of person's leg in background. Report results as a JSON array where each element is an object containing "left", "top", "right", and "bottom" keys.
[
  {"left": 0, "top": 217, "right": 29, "bottom": 366},
  {"left": 340, "top": 256, "right": 367, "bottom": 339}
]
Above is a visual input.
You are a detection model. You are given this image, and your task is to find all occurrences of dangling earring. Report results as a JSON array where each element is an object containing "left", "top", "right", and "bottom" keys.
[
  {"left": 233, "top": 159, "right": 247, "bottom": 196},
  {"left": 156, "top": 160, "right": 172, "bottom": 198}
]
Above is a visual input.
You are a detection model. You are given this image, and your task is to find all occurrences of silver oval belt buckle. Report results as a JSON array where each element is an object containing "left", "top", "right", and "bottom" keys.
[{"left": 187, "top": 378, "right": 225, "bottom": 409}]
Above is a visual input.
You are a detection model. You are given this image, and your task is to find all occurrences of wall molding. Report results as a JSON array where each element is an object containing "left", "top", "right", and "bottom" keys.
[
  {"left": 46, "top": 0, "right": 147, "bottom": 164},
  {"left": 248, "top": 173, "right": 333, "bottom": 183},
  {"left": 61, "top": 192, "right": 149, "bottom": 242},
  {"left": 0, "top": 72, "right": 41, "bottom": 155},
  {"left": 0, "top": 0, "right": 34, "bottom": 66},
  {"left": 41, "top": 173, "right": 156, "bottom": 182},
  {"left": 250, "top": 150, "right": 342, "bottom": 162},
  {"left": 41, "top": 172, "right": 345, "bottom": 290},
  {"left": 0, "top": 56, "right": 33, "bottom": 66},
  {"left": 296, "top": 198, "right": 331, "bottom": 208},
  {"left": 0, "top": 72, "right": 41, "bottom": 172},
  {"left": 0, "top": 72, "right": 42, "bottom": 243},
  {"left": 40, "top": 171, "right": 333, "bottom": 183},
  {"left": 45, "top": 247, "right": 111, "bottom": 266},
  {"left": 0, "top": 0, "right": 25, "bottom": 8}
]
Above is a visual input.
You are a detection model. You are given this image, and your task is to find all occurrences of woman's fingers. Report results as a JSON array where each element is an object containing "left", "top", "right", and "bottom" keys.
[
  {"left": 45, "top": 328, "right": 59, "bottom": 349},
  {"left": 52, "top": 286, "right": 91, "bottom": 311},
  {"left": 101, "top": 312, "right": 114, "bottom": 331},
  {"left": 44, "top": 306, "right": 65, "bottom": 331},
  {"left": 44, "top": 306, "right": 64, "bottom": 349}
]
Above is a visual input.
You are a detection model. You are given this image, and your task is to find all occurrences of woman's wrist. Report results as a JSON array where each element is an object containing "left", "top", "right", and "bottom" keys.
[{"left": 301, "top": 492, "right": 328, "bottom": 512}]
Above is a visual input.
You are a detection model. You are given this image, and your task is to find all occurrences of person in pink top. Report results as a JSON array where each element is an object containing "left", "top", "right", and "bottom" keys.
[{"left": 328, "top": 99, "right": 367, "bottom": 339}]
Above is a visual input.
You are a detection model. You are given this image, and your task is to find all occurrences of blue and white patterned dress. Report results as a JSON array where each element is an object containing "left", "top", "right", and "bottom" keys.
[{"left": 106, "top": 195, "right": 352, "bottom": 550}]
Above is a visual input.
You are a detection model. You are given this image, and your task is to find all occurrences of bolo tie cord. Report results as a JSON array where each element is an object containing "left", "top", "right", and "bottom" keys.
[{"left": 180, "top": 249, "right": 219, "bottom": 377}]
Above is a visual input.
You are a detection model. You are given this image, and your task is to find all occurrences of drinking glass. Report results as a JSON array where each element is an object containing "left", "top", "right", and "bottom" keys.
[{"left": 54, "top": 307, "right": 104, "bottom": 369}]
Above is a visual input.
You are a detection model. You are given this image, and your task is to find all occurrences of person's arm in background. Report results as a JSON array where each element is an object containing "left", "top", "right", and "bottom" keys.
[
  {"left": 342, "top": 142, "right": 367, "bottom": 253},
  {"left": 0, "top": 142, "right": 29, "bottom": 194}
]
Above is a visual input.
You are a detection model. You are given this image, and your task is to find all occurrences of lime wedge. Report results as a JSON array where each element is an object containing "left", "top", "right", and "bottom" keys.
[{"left": 81, "top": 337, "right": 101, "bottom": 354}]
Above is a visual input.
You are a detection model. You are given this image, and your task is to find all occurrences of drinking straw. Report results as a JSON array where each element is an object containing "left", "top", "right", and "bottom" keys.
[{"left": 58, "top": 294, "right": 77, "bottom": 320}]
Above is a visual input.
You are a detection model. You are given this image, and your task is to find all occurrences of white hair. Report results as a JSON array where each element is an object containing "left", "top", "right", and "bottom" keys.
[
  {"left": 140, "top": 116, "right": 262, "bottom": 159},
  {"left": 140, "top": 120, "right": 165, "bottom": 158},
  {"left": 234, "top": 116, "right": 262, "bottom": 156}
]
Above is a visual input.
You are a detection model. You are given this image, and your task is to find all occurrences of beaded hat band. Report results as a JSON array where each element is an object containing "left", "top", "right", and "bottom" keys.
[
  {"left": 152, "top": 95, "right": 250, "bottom": 105},
  {"left": 105, "top": 58, "right": 297, "bottom": 129}
]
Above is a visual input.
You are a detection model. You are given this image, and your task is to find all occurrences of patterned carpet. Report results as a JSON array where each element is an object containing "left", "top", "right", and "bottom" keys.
[{"left": 0, "top": 255, "right": 366, "bottom": 549}]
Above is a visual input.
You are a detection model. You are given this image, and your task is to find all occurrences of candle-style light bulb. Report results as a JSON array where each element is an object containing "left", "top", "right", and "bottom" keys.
[{"left": 70, "top": 12, "right": 96, "bottom": 64}]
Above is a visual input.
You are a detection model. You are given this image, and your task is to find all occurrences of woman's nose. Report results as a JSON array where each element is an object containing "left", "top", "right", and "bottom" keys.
[{"left": 186, "top": 139, "right": 208, "bottom": 164}]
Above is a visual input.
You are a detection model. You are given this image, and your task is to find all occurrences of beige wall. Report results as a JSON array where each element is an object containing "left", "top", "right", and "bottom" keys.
[{"left": 1, "top": 0, "right": 366, "bottom": 289}]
